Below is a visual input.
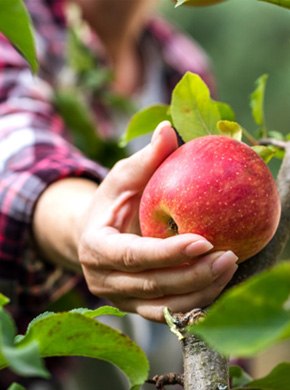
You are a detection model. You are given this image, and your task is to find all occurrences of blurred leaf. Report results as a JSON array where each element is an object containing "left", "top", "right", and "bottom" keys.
[
  {"left": 188, "top": 262, "right": 290, "bottom": 357},
  {"left": 0, "top": 0, "right": 38, "bottom": 72},
  {"left": 250, "top": 74, "right": 268, "bottom": 136},
  {"left": 16, "top": 311, "right": 149, "bottom": 390},
  {"left": 0, "top": 308, "right": 48, "bottom": 378},
  {"left": 3, "top": 342, "right": 49, "bottom": 378},
  {"left": 0, "top": 309, "right": 16, "bottom": 348},
  {"left": 7, "top": 383, "right": 26, "bottom": 390},
  {"left": 121, "top": 104, "right": 171, "bottom": 146},
  {"left": 67, "top": 28, "right": 95, "bottom": 74},
  {"left": 215, "top": 101, "right": 236, "bottom": 121},
  {"left": 240, "top": 363, "right": 290, "bottom": 390},
  {"left": 251, "top": 145, "right": 278, "bottom": 163},
  {"left": 0, "top": 293, "right": 9, "bottom": 307},
  {"left": 230, "top": 365, "right": 252, "bottom": 388},
  {"left": 54, "top": 91, "right": 101, "bottom": 158},
  {"left": 170, "top": 72, "right": 220, "bottom": 142},
  {"left": 217, "top": 120, "right": 242, "bottom": 140},
  {"left": 175, "top": 0, "right": 189, "bottom": 6},
  {"left": 268, "top": 131, "right": 285, "bottom": 141},
  {"left": 259, "top": 0, "right": 290, "bottom": 9}
]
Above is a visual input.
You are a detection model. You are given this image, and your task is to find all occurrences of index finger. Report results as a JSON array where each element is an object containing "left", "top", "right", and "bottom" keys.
[{"left": 88, "top": 227, "right": 214, "bottom": 272}]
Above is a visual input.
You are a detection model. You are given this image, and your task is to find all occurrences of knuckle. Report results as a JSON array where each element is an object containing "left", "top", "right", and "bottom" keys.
[
  {"left": 123, "top": 246, "right": 140, "bottom": 270},
  {"left": 141, "top": 278, "right": 162, "bottom": 298}
]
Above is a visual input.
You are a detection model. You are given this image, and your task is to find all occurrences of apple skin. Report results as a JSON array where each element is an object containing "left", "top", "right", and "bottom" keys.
[{"left": 139, "top": 135, "right": 281, "bottom": 262}]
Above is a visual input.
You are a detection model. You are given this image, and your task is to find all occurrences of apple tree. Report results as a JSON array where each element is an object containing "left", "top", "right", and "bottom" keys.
[{"left": 1, "top": 1, "right": 290, "bottom": 390}]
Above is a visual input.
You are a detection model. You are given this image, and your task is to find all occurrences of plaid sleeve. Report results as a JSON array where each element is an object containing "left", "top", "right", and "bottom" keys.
[{"left": 0, "top": 10, "right": 106, "bottom": 315}]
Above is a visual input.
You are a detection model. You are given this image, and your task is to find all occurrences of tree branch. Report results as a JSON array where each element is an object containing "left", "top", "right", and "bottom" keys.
[{"left": 168, "top": 309, "right": 229, "bottom": 390}]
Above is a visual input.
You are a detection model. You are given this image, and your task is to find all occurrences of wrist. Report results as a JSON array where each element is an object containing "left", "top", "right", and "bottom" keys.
[{"left": 32, "top": 177, "right": 98, "bottom": 270}]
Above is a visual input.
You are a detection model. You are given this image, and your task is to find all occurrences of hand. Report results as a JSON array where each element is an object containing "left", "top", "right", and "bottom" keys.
[{"left": 78, "top": 122, "right": 238, "bottom": 322}]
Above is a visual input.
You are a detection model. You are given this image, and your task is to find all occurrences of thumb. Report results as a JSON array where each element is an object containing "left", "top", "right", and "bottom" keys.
[{"left": 105, "top": 121, "right": 178, "bottom": 194}]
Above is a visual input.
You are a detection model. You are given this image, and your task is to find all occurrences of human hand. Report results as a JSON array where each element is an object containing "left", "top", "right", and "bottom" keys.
[{"left": 78, "top": 121, "right": 238, "bottom": 322}]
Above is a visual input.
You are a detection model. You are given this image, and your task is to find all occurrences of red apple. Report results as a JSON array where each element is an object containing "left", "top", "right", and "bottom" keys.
[{"left": 139, "top": 135, "right": 281, "bottom": 262}]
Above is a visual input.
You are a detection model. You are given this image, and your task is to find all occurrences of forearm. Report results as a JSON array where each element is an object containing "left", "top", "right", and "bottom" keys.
[{"left": 32, "top": 177, "right": 98, "bottom": 272}]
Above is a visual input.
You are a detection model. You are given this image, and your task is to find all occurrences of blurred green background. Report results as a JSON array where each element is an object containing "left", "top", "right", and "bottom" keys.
[{"left": 161, "top": 0, "right": 290, "bottom": 138}]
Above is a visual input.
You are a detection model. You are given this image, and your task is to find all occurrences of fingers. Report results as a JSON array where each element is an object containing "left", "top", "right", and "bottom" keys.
[
  {"left": 81, "top": 227, "right": 215, "bottom": 272},
  {"left": 111, "top": 261, "right": 238, "bottom": 323},
  {"left": 86, "top": 250, "right": 238, "bottom": 298},
  {"left": 102, "top": 121, "right": 178, "bottom": 196}
]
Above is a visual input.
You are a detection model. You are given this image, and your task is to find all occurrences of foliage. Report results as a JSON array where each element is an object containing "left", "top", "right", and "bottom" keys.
[
  {"left": 0, "top": 0, "right": 38, "bottom": 72},
  {"left": 0, "top": 296, "right": 149, "bottom": 389}
]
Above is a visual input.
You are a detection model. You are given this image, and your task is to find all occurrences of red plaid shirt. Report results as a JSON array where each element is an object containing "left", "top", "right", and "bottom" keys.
[{"left": 0, "top": 0, "right": 215, "bottom": 323}]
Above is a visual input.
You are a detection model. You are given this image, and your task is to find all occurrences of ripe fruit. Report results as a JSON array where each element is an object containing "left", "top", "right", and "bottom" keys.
[
  {"left": 174, "top": 0, "right": 226, "bottom": 6},
  {"left": 140, "top": 135, "right": 281, "bottom": 262}
]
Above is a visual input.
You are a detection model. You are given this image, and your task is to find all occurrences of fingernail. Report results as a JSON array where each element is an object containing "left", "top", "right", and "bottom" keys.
[
  {"left": 151, "top": 120, "right": 172, "bottom": 145},
  {"left": 212, "top": 251, "right": 239, "bottom": 276},
  {"left": 184, "top": 239, "right": 214, "bottom": 257}
]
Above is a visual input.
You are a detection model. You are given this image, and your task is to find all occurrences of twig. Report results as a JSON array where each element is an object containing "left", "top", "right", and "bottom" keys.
[{"left": 147, "top": 373, "right": 184, "bottom": 389}]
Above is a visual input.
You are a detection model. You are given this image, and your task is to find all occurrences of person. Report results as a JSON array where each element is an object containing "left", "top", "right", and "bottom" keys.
[{"left": 0, "top": 0, "right": 238, "bottom": 387}]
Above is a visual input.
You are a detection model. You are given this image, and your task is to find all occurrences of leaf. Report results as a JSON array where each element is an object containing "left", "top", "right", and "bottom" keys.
[
  {"left": 188, "top": 262, "right": 290, "bottom": 357},
  {"left": 241, "top": 363, "right": 290, "bottom": 390},
  {"left": 250, "top": 74, "right": 268, "bottom": 134},
  {"left": 175, "top": 0, "right": 188, "bottom": 5},
  {"left": 0, "top": 293, "right": 9, "bottom": 307},
  {"left": 70, "top": 306, "right": 126, "bottom": 318},
  {"left": 17, "top": 311, "right": 149, "bottom": 390},
  {"left": 7, "top": 383, "right": 26, "bottom": 390},
  {"left": 215, "top": 101, "right": 236, "bottom": 121},
  {"left": 0, "top": 308, "right": 48, "bottom": 378},
  {"left": 258, "top": 0, "right": 290, "bottom": 9},
  {"left": 0, "top": 0, "right": 38, "bottom": 72},
  {"left": 170, "top": 72, "right": 220, "bottom": 142},
  {"left": 53, "top": 91, "right": 102, "bottom": 158},
  {"left": 3, "top": 342, "right": 49, "bottom": 378},
  {"left": 120, "top": 104, "right": 171, "bottom": 146},
  {"left": 230, "top": 365, "right": 252, "bottom": 388},
  {"left": 217, "top": 120, "right": 243, "bottom": 141},
  {"left": 252, "top": 145, "right": 278, "bottom": 164}
]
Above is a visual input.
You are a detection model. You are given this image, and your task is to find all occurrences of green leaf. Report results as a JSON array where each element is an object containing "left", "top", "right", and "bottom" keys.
[
  {"left": 0, "top": 0, "right": 38, "bottom": 72},
  {"left": 0, "top": 293, "right": 9, "bottom": 307},
  {"left": 70, "top": 306, "right": 126, "bottom": 318},
  {"left": 175, "top": 0, "right": 189, "bottom": 6},
  {"left": 170, "top": 72, "right": 220, "bottom": 142},
  {"left": 7, "top": 383, "right": 26, "bottom": 390},
  {"left": 188, "top": 262, "right": 290, "bottom": 357},
  {"left": 241, "top": 363, "right": 290, "bottom": 390},
  {"left": 258, "top": 0, "right": 290, "bottom": 9},
  {"left": 250, "top": 74, "right": 268, "bottom": 135},
  {"left": 230, "top": 365, "right": 252, "bottom": 388},
  {"left": 17, "top": 311, "right": 149, "bottom": 390},
  {"left": 3, "top": 342, "right": 49, "bottom": 378},
  {"left": 215, "top": 101, "right": 236, "bottom": 121},
  {"left": 53, "top": 91, "right": 102, "bottom": 158},
  {"left": 0, "top": 309, "right": 16, "bottom": 347},
  {"left": 120, "top": 104, "right": 171, "bottom": 146},
  {"left": 217, "top": 120, "right": 243, "bottom": 141},
  {"left": 252, "top": 145, "right": 278, "bottom": 164}
]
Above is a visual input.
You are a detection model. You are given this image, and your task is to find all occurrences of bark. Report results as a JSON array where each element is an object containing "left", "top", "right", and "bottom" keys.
[{"left": 182, "top": 334, "right": 228, "bottom": 390}]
